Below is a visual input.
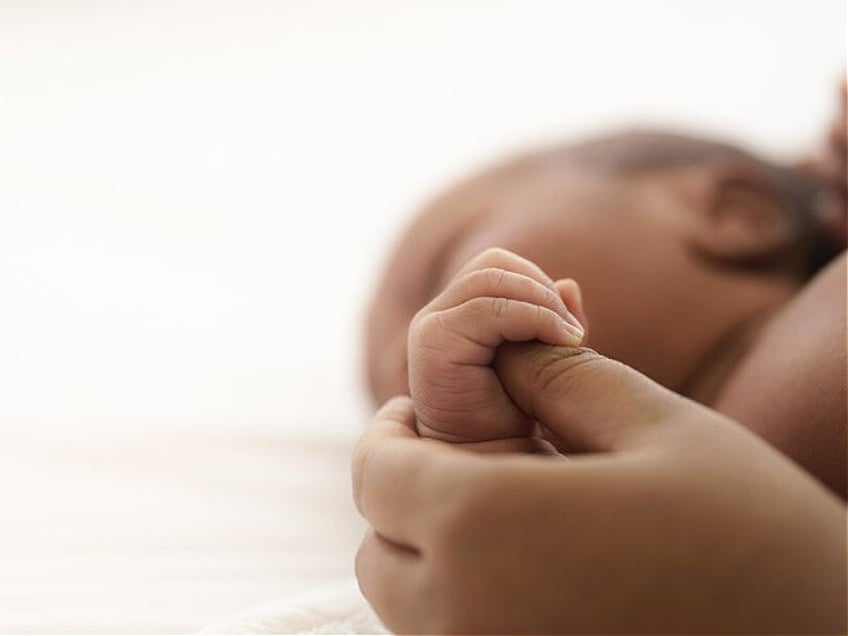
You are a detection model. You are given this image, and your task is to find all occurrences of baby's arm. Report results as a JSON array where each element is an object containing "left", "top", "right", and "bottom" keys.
[{"left": 408, "top": 247, "right": 586, "bottom": 443}]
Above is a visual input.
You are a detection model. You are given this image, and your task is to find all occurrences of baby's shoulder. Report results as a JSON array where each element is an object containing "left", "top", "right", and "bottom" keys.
[{"left": 714, "top": 251, "right": 846, "bottom": 496}]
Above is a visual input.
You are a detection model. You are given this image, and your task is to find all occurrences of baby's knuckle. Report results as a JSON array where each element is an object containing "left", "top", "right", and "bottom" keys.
[
  {"left": 451, "top": 268, "right": 479, "bottom": 290},
  {"left": 457, "top": 266, "right": 503, "bottom": 295},
  {"left": 489, "top": 296, "right": 509, "bottom": 318},
  {"left": 541, "top": 285, "right": 562, "bottom": 307},
  {"left": 432, "top": 310, "right": 455, "bottom": 337},
  {"left": 408, "top": 310, "right": 440, "bottom": 341},
  {"left": 407, "top": 305, "right": 429, "bottom": 333},
  {"left": 476, "top": 246, "right": 511, "bottom": 265},
  {"left": 481, "top": 266, "right": 508, "bottom": 290}
]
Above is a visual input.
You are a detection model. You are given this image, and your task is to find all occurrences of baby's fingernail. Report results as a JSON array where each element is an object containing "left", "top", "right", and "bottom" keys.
[
  {"left": 563, "top": 309, "right": 585, "bottom": 333},
  {"left": 560, "top": 317, "right": 584, "bottom": 344}
]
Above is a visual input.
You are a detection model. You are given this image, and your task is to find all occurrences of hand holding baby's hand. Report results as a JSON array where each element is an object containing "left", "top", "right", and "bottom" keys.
[{"left": 408, "top": 247, "right": 586, "bottom": 443}]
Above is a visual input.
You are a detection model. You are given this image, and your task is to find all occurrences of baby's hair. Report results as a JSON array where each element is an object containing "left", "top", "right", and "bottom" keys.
[{"left": 563, "top": 130, "right": 835, "bottom": 277}]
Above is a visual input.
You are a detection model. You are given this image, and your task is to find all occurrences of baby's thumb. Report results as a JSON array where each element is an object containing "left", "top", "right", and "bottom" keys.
[{"left": 494, "top": 341, "right": 691, "bottom": 454}]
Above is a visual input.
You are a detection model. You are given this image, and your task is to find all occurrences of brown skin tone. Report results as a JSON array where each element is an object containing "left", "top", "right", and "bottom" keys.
[
  {"left": 366, "top": 159, "right": 845, "bottom": 492},
  {"left": 356, "top": 90, "right": 847, "bottom": 632},
  {"left": 368, "top": 82, "right": 847, "bottom": 410},
  {"left": 354, "top": 251, "right": 846, "bottom": 632},
  {"left": 714, "top": 252, "right": 846, "bottom": 497},
  {"left": 353, "top": 351, "right": 846, "bottom": 633},
  {"left": 366, "top": 160, "right": 795, "bottom": 405}
]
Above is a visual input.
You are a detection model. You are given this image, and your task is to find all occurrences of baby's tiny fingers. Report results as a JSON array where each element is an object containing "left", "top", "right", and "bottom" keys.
[
  {"left": 452, "top": 247, "right": 558, "bottom": 292},
  {"left": 554, "top": 278, "right": 589, "bottom": 340},
  {"left": 427, "top": 267, "right": 581, "bottom": 331},
  {"left": 425, "top": 297, "right": 584, "bottom": 363}
]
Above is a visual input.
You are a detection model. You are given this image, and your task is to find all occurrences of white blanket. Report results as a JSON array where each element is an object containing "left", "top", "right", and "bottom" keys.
[
  {"left": 200, "top": 580, "right": 385, "bottom": 634},
  {"left": 0, "top": 423, "right": 381, "bottom": 633}
]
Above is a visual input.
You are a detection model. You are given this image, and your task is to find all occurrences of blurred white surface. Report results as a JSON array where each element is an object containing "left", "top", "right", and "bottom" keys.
[
  {"left": 0, "top": 0, "right": 844, "bottom": 632},
  {"left": 0, "top": 427, "right": 366, "bottom": 632},
  {"left": 0, "top": 0, "right": 844, "bottom": 428}
]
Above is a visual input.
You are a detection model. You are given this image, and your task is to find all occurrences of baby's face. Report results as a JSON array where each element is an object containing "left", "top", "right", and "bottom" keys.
[{"left": 366, "top": 163, "right": 801, "bottom": 404}]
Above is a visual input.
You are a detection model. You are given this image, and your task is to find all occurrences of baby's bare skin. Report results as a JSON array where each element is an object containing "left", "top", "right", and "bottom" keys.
[{"left": 408, "top": 248, "right": 585, "bottom": 444}]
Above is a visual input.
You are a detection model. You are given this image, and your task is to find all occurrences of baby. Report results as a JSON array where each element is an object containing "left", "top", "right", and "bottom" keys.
[{"left": 365, "top": 92, "right": 846, "bottom": 495}]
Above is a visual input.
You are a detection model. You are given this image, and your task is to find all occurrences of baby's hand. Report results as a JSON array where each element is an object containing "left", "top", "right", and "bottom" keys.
[{"left": 408, "top": 247, "right": 586, "bottom": 443}]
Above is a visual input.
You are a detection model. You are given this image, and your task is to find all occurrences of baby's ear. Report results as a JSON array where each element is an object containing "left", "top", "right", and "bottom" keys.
[
  {"left": 685, "top": 161, "right": 796, "bottom": 267},
  {"left": 554, "top": 278, "right": 589, "bottom": 343}
]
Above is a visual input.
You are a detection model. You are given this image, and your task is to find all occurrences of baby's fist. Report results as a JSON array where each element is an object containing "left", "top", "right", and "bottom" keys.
[{"left": 408, "top": 247, "right": 586, "bottom": 443}]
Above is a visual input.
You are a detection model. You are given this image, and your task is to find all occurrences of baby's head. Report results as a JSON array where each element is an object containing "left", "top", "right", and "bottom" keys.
[{"left": 366, "top": 130, "right": 842, "bottom": 404}]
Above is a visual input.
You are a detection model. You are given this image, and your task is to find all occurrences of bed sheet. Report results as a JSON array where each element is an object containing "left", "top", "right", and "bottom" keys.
[{"left": 0, "top": 422, "right": 380, "bottom": 633}]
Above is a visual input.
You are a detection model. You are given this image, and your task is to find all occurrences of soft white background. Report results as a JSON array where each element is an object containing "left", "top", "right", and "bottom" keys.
[{"left": 0, "top": 0, "right": 844, "bottom": 632}]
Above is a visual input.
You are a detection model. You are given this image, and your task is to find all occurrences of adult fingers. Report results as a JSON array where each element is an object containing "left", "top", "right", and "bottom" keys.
[
  {"left": 351, "top": 396, "right": 459, "bottom": 547},
  {"left": 495, "top": 342, "right": 693, "bottom": 453},
  {"left": 355, "top": 529, "right": 421, "bottom": 633},
  {"left": 453, "top": 435, "right": 562, "bottom": 456}
]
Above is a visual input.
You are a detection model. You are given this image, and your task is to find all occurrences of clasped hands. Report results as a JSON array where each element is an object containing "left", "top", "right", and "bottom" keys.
[{"left": 352, "top": 248, "right": 845, "bottom": 634}]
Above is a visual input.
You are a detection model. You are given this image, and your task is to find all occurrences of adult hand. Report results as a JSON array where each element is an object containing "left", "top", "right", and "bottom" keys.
[{"left": 352, "top": 343, "right": 846, "bottom": 634}]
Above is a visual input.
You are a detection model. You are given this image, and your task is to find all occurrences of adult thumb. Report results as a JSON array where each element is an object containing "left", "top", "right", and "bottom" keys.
[{"left": 494, "top": 342, "right": 692, "bottom": 454}]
